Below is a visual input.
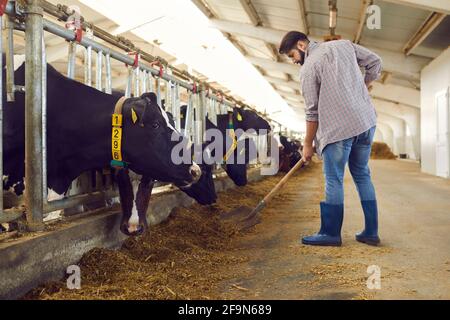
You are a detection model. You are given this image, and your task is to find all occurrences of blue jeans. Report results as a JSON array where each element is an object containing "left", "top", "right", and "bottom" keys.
[{"left": 322, "top": 126, "right": 377, "bottom": 205}]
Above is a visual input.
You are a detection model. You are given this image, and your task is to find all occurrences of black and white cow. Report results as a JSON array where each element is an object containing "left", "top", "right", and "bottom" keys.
[
  {"left": 2, "top": 60, "right": 202, "bottom": 236},
  {"left": 110, "top": 97, "right": 217, "bottom": 206}
]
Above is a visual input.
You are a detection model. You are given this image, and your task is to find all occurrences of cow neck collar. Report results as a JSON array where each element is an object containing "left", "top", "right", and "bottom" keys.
[
  {"left": 111, "top": 96, "right": 128, "bottom": 169},
  {"left": 114, "top": 96, "right": 126, "bottom": 115},
  {"left": 224, "top": 112, "right": 238, "bottom": 162}
]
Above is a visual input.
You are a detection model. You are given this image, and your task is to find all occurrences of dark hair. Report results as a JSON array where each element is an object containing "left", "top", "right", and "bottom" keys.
[{"left": 279, "top": 31, "right": 309, "bottom": 55}]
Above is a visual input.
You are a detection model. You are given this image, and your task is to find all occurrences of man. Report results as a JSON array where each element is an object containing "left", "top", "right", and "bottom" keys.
[{"left": 279, "top": 31, "right": 382, "bottom": 247}]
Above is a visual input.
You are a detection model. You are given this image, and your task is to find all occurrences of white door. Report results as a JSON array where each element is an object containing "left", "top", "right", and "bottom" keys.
[{"left": 436, "top": 88, "right": 450, "bottom": 178}]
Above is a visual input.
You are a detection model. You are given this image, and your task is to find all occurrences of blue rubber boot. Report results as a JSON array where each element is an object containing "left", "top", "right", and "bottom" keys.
[
  {"left": 302, "top": 202, "right": 344, "bottom": 246},
  {"left": 356, "top": 200, "right": 380, "bottom": 246}
]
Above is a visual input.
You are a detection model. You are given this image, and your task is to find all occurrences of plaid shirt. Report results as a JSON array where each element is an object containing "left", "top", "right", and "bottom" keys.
[{"left": 299, "top": 40, "right": 381, "bottom": 155}]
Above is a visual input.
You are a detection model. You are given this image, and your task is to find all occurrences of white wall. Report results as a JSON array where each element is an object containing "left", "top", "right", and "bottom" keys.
[
  {"left": 374, "top": 128, "right": 384, "bottom": 142},
  {"left": 421, "top": 47, "right": 450, "bottom": 175},
  {"left": 376, "top": 122, "right": 395, "bottom": 152},
  {"left": 373, "top": 99, "right": 420, "bottom": 159}
]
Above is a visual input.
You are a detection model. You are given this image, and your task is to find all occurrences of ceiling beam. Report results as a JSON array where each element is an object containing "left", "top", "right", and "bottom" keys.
[
  {"left": 283, "top": 100, "right": 304, "bottom": 110},
  {"left": 402, "top": 12, "right": 446, "bottom": 55},
  {"left": 287, "top": 102, "right": 305, "bottom": 112},
  {"left": 382, "top": 0, "right": 450, "bottom": 15},
  {"left": 238, "top": 0, "right": 278, "bottom": 60},
  {"left": 354, "top": 0, "right": 372, "bottom": 43},
  {"left": 296, "top": 0, "right": 309, "bottom": 34},
  {"left": 208, "top": 18, "right": 429, "bottom": 80},
  {"left": 209, "top": 18, "right": 285, "bottom": 46},
  {"left": 247, "top": 55, "right": 300, "bottom": 77},
  {"left": 279, "top": 90, "right": 304, "bottom": 102},
  {"left": 238, "top": 0, "right": 300, "bottom": 95},
  {"left": 192, "top": 0, "right": 248, "bottom": 56},
  {"left": 370, "top": 82, "right": 420, "bottom": 108},
  {"left": 239, "top": 0, "right": 262, "bottom": 25},
  {"left": 409, "top": 46, "right": 442, "bottom": 59},
  {"left": 265, "top": 75, "right": 300, "bottom": 90},
  {"left": 356, "top": 35, "right": 440, "bottom": 58},
  {"left": 248, "top": 51, "right": 424, "bottom": 81},
  {"left": 373, "top": 99, "right": 420, "bottom": 121},
  {"left": 265, "top": 74, "right": 419, "bottom": 108},
  {"left": 191, "top": 0, "right": 216, "bottom": 18},
  {"left": 368, "top": 47, "right": 426, "bottom": 81},
  {"left": 380, "top": 71, "right": 391, "bottom": 84}
]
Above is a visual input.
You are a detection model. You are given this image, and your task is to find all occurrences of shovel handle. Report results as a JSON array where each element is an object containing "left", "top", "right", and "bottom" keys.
[
  {"left": 241, "top": 158, "right": 307, "bottom": 224},
  {"left": 262, "top": 158, "right": 306, "bottom": 205}
]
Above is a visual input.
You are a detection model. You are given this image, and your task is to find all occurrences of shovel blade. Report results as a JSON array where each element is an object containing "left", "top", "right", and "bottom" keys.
[
  {"left": 221, "top": 206, "right": 263, "bottom": 231},
  {"left": 220, "top": 206, "right": 253, "bottom": 221},
  {"left": 237, "top": 214, "right": 262, "bottom": 231}
]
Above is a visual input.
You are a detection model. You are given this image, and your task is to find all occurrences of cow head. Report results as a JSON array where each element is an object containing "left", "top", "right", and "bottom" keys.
[
  {"left": 163, "top": 108, "right": 218, "bottom": 205},
  {"left": 178, "top": 147, "right": 217, "bottom": 205},
  {"left": 278, "top": 135, "right": 302, "bottom": 171},
  {"left": 120, "top": 93, "right": 201, "bottom": 187},
  {"left": 233, "top": 107, "right": 271, "bottom": 132},
  {"left": 225, "top": 163, "right": 248, "bottom": 186}
]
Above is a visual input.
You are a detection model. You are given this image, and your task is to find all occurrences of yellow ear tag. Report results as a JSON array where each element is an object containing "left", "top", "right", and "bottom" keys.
[
  {"left": 131, "top": 108, "right": 138, "bottom": 124},
  {"left": 237, "top": 113, "right": 243, "bottom": 122}
]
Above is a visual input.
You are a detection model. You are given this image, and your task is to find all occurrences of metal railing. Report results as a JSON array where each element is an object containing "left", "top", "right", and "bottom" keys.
[{"left": 0, "top": 0, "right": 288, "bottom": 228}]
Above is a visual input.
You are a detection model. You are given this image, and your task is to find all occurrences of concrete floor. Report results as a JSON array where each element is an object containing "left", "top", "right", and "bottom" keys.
[{"left": 219, "top": 160, "right": 450, "bottom": 300}]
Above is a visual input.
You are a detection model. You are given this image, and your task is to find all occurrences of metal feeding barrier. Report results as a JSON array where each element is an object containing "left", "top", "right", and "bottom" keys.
[{"left": 0, "top": 0, "right": 287, "bottom": 230}]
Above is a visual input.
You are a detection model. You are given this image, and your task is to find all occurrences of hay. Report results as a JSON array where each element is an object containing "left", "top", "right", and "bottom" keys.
[
  {"left": 371, "top": 142, "right": 396, "bottom": 160},
  {"left": 22, "top": 167, "right": 300, "bottom": 300}
]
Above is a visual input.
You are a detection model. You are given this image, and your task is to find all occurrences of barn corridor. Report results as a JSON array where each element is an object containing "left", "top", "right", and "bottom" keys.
[
  {"left": 218, "top": 159, "right": 450, "bottom": 300},
  {"left": 2, "top": 0, "right": 450, "bottom": 303},
  {"left": 25, "top": 159, "right": 450, "bottom": 300}
]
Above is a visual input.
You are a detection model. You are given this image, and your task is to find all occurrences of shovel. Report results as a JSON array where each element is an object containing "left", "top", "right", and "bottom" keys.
[{"left": 221, "top": 158, "right": 307, "bottom": 230}]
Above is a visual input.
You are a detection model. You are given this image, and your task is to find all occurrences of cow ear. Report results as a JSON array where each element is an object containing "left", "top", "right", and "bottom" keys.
[
  {"left": 140, "top": 92, "right": 158, "bottom": 105},
  {"left": 234, "top": 108, "right": 244, "bottom": 122},
  {"left": 129, "top": 101, "right": 148, "bottom": 127},
  {"left": 131, "top": 108, "right": 139, "bottom": 124}
]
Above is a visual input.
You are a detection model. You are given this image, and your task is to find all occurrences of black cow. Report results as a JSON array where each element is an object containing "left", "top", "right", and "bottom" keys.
[
  {"left": 2, "top": 61, "right": 201, "bottom": 236},
  {"left": 279, "top": 135, "right": 302, "bottom": 172},
  {"left": 232, "top": 107, "right": 271, "bottom": 132},
  {"left": 180, "top": 105, "right": 270, "bottom": 186},
  {"left": 213, "top": 112, "right": 253, "bottom": 186},
  {"left": 163, "top": 110, "right": 217, "bottom": 205}
]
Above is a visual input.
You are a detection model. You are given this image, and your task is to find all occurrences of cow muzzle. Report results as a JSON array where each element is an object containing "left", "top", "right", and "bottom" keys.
[
  {"left": 120, "top": 219, "right": 148, "bottom": 237},
  {"left": 174, "top": 163, "right": 202, "bottom": 190},
  {"left": 189, "top": 163, "right": 202, "bottom": 182}
]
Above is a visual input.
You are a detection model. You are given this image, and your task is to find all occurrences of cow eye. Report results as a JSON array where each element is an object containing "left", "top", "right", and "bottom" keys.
[{"left": 152, "top": 121, "right": 160, "bottom": 129}]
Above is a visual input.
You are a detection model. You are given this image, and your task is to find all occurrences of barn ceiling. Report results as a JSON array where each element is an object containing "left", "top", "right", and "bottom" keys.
[
  {"left": 9, "top": 0, "right": 450, "bottom": 132},
  {"left": 192, "top": 0, "right": 450, "bottom": 120}
]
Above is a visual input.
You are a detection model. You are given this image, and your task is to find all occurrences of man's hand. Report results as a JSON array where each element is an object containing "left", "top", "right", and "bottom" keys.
[
  {"left": 302, "top": 143, "right": 315, "bottom": 163},
  {"left": 303, "top": 121, "right": 318, "bottom": 164}
]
